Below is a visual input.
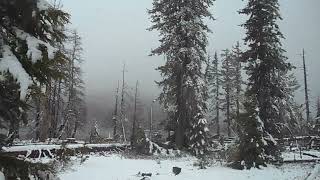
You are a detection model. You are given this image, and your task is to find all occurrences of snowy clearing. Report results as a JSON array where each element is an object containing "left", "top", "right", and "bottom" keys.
[{"left": 58, "top": 154, "right": 318, "bottom": 180}]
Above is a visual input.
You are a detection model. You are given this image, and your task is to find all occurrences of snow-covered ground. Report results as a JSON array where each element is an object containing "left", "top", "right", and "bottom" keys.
[
  {"left": 282, "top": 150, "right": 320, "bottom": 161},
  {"left": 2, "top": 143, "right": 319, "bottom": 179},
  {"left": 58, "top": 154, "right": 318, "bottom": 180}
]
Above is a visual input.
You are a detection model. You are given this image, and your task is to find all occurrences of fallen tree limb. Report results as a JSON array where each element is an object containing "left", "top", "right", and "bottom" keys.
[
  {"left": 0, "top": 143, "right": 130, "bottom": 159},
  {"left": 302, "top": 152, "right": 319, "bottom": 158}
]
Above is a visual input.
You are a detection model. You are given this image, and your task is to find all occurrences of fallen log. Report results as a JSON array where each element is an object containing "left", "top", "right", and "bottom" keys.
[
  {"left": 0, "top": 143, "right": 130, "bottom": 159},
  {"left": 281, "top": 159, "right": 320, "bottom": 164},
  {"left": 302, "top": 152, "right": 319, "bottom": 158}
]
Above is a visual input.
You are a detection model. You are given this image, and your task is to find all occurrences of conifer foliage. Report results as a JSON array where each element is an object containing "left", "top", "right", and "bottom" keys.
[
  {"left": 220, "top": 49, "right": 236, "bottom": 137},
  {"left": 148, "top": 0, "right": 214, "bottom": 155},
  {"left": 206, "top": 52, "right": 221, "bottom": 136},
  {"left": 0, "top": 0, "right": 70, "bottom": 143},
  {"left": 237, "top": 0, "right": 292, "bottom": 168}
]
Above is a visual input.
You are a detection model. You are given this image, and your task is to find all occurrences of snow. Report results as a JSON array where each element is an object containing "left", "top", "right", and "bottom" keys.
[
  {"left": 307, "top": 164, "right": 320, "bottom": 180},
  {"left": 0, "top": 28, "right": 58, "bottom": 100},
  {"left": 0, "top": 171, "right": 4, "bottom": 180},
  {"left": 1, "top": 143, "right": 128, "bottom": 153},
  {"left": 15, "top": 28, "right": 56, "bottom": 63},
  {"left": 59, "top": 154, "right": 315, "bottom": 180},
  {"left": 0, "top": 45, "right": 32, "bottom": 99},
  {"left": 37, "top": 0, "right": 51, "bottom": 11},
  {"left": 282, "top": 150, "right": 320, "bottom": 161}
]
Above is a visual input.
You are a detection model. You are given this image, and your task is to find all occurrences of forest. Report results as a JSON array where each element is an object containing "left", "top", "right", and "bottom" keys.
[{"left": 0, "top": 0, "right": 319, "bottom": 180}]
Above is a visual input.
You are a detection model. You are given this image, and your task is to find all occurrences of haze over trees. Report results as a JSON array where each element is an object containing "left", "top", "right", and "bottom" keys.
[{"left": 0, "top": 0, "right": 320, "bottom": 179}]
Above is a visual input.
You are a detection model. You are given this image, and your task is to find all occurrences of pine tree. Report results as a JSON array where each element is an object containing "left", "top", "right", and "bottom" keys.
[
  {"left": 238, "top": 0, "right": 292, "bottom": 168},
  {"left": 277, "top": 72, "right": 301, "bottom": 137},
  {"left": 236, "top": 96, "right": 267, "bottom": 169},
  {"left": 89, "top": 121, "right": 101, "bottom": 143},
  {"left": 231, "top": 42, "right": 244, "bottom": 135},
  {"left": 206, "top": 52, "right": 221, "bottom": 136},
  {"left": 0, "top": 73, "right": 28, "bottom": 144},
  {"left": 149, "top": 0, "right": 214, "bottom": 154},
  {"left": 220, "top": 49, "right": 236, "bottom": 137},
  {"left": 58, "top": 30, "right": 86, "bottom": 139},
  {"left": 0, "top": 0, "right": 69, "bottom": 143}
]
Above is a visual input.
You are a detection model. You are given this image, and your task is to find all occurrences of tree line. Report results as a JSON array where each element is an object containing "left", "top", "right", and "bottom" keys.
[
  {"left": 0, "top": 0, "right": 319, "bottom": 171},
  {"left": 148, "top": 0, "right": 319, "bottom": 169}
]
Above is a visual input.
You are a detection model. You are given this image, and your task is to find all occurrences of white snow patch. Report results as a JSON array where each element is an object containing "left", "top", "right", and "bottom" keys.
[
  {"left": 0, "top": 45, "right": 32, "bottom": 99},
  {"left": 15, "top": 28, "right": 56, "bottom": 63},
  {"left": 59, "top": 154, "right": 314, "bottom": 180},
  {"left": 37, "top": 0, "right": 51, "bottom": 11},
  {"left": 307, "top": 164, "right": 320, "bottom": 180},
  {"left": 0, "top": 171, "right": 4, "bottom": 180}
]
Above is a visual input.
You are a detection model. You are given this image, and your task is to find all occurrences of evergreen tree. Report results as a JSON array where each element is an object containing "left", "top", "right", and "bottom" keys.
[
  {"left": 230, "top": 42, "right": 244, "bottom": 135},
  {"left": 58, "top": 30, "right": 86, "bottom": 139},
  {"left": 149, "top": 0, "right": 214, "bottom": 155},
  {"left": 220, "top": 49, "right": 236, "bottom": 137},
  {"left": 277, "top": 72, "right": 301, "bottom": 136},
  {"left": 236, "top": 96, "right": 267, "bottom": 169},
  {"left": 0, "top": 0, "right": 69, "bottom": 143},
  {"left": 206, "top": 52, "right": 221, "bottom": 136},
  {"left": 237, "top": 0, "right": 292, "bottom": 168},
  {"left": 0, "top": 73, "right": 28, "bottom": 144}
]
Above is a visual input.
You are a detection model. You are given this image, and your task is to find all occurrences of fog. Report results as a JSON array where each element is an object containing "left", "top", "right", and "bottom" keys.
[{"left": 60, "top": 0, "right": 320, "bottom": 122}]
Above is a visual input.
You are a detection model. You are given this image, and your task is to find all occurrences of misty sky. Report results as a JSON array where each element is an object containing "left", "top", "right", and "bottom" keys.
[{"left": 60, "top": 0, "right": 320, "bottom": 120}]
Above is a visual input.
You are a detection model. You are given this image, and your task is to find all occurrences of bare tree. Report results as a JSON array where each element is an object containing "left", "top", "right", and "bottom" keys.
[
  {"left": 112, "top": 81, "right": 120, "bottom": 138},
  {"left": 120, "top": 63, "right": 127, "bottom": 142},
  {"left": 302, "top": 49, "right": 310, "bottom": 122}
]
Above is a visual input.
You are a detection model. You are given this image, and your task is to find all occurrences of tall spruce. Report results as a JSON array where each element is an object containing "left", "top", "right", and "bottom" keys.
[
  {"left": 220, "top": 49, "right": 236, "bottom": 137},
  {"left": 237, "top": 0, "right": 292, "bottom": 168},
  {"left": 277, "top": 72, "right": 301, "bottom": 136},
  {"left": 148, "top": 0, "right": 214, "bottom": 155},
  {"left": 206, "top": 52, "right": 221, "bottom": 136},
  {"left": 231, "top": 42, "right": 244, "bottom": 131}
]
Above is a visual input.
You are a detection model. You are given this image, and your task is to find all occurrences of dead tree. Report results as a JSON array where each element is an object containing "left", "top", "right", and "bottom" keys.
[
  {"left": 120, "top": 63, "right": 127, "bottom": 142},
  {"left": 112, "top": 81, "right": 120, "bottom": 138},
  {"left": 302, "top": 49, "right": 310, "bottom": 122},
  {"left": 131, "top": 81, "right": 139, "bottom": 145}
]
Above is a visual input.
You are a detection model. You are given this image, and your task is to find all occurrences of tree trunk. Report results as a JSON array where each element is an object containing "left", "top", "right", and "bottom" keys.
[
  {"left": 175, "top": 63, "right": 187, "bottom": 148},
  {"left": 40, "top": 83, "right": 52, "bottom": 142},
  {"left": 120, "top": 63, "right": 127, "bottom": 142},
  {"left": 35, "top": 88, "right": 41, "bottom": 140},
  {"left": 302, "top": 49, "right": 310, "bottom": 122},
  {"left": 113, "top": 81, "right": 119, "bottom": 138},
  {"left": 131, "top": 81, "right": 138, "bottom": 145},
  {"left": 53, "top": 79, "right": 62, "bottom": 138}
]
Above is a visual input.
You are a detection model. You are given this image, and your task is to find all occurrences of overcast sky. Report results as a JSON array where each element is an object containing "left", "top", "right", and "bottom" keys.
[{"left": 60, "top": 0, "right": 320, "bottom": 120}]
